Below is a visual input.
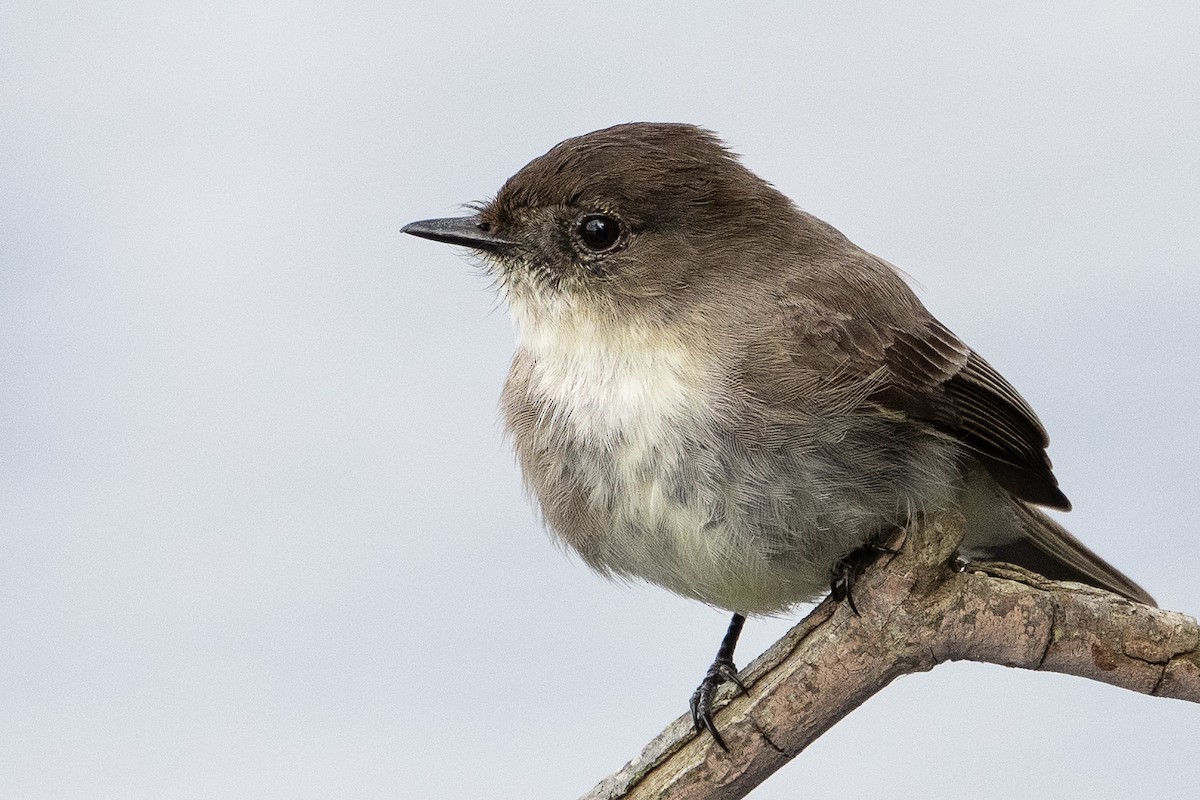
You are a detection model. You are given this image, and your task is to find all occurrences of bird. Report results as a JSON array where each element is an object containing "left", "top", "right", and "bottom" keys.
[{"left": 402, "top": 122, "right": 1155, "bottom": 750}]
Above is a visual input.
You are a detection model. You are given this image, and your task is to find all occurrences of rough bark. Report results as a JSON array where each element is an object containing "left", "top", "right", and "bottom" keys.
[{"left": 581, "top": 513, "right": 1200, "bottom": 800}]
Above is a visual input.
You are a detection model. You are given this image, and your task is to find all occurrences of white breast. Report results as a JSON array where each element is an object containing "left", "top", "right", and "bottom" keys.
[
  {"left": 504, "top": 292, "right": 833, "bottom": 614},
  {"left": 508, "top": 292, "right": 724, "bottom": 558},
  {"left": 509, "top": 293, "right": 715, "bottom": 448}
]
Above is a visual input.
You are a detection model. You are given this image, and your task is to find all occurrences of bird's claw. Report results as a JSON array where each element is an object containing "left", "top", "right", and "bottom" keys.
[
  {"left": 830, "top": 527, "right": 907, "bottom": 615},
  {"left": 689, "top": 656, "right": 746, "bottom": 752}
]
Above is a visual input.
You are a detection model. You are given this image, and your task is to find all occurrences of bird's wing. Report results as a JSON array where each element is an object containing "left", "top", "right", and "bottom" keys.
[
  {"left": 867, "top": 317, "right": 1071, "bottom": 510},
  {"left": 769, "top": 275, "right": 1069, "bottom": 511}
]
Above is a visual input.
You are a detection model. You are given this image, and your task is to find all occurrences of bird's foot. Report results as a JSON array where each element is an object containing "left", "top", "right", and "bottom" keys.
[
  {"left": 689, "top": 655, "right": 747, "bottom": 752},
  {"left": 830, "top": 527, "right": 906, "bottom": 615}
]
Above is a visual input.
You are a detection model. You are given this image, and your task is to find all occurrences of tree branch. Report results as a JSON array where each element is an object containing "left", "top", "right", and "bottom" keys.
[{"left": 581, "top": 513, "right": 1200, "bottom": 800}]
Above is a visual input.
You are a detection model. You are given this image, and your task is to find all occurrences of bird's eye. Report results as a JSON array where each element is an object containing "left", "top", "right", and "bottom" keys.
[{"left": 576, "top": 214, "right": 622, "bottom": 252}]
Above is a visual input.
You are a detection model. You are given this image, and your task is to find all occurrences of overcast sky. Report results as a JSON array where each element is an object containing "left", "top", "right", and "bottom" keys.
[{"left": 3, "top": 3, "right": 1199, "bottom": 799}]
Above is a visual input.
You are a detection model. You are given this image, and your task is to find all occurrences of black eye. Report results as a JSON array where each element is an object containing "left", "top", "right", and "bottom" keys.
[{"left": 576, "top": 214, "right": 622, "bottom": 252}]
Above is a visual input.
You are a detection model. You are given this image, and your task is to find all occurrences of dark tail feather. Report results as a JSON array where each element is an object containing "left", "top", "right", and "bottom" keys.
[{"left": 983, "top": 502, "right": 1156, "bottom": 607}]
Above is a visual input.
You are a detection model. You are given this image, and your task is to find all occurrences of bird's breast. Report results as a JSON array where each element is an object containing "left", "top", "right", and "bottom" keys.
[{"left": 502, "top": 298, "right": 834, "bottom": 613}]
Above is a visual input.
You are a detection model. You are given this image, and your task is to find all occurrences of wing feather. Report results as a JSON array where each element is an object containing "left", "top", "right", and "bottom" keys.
[{"left": 871, "top": 320, "right": 1070, "bottom": 510}]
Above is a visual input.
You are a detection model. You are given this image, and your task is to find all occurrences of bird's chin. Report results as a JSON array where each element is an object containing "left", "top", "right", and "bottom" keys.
[
  {"left": 496, "top": 257, "right": 590, "bottom": 300},
  {"left": 502, "top": 271, "right": 614, "bottom": 336}
]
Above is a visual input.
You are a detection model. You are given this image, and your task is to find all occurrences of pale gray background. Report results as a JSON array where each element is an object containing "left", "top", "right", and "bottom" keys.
[{"left": 2, "top": 3, "right": 1198, "bottom": 799}]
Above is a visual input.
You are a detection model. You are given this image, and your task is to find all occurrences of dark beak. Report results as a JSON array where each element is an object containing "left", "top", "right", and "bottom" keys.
[{"left": 401, "top": 215, "right": 515, "bottom": 252}]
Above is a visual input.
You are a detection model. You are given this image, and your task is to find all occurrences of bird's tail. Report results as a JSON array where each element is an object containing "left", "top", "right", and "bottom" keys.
[{"left": 959, "top": 474, "right": 1155, "bottom": 607}]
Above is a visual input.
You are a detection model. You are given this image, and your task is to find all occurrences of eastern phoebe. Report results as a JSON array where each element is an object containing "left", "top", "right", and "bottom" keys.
[{"left": 403, "top": 123, "right": 1154, "bottom": 749}]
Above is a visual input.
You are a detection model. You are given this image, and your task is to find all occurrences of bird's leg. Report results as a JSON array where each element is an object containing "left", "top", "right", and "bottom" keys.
[
  {"left": 830, "top": 525, "right": 907, "bottom": 615},
  {"left": 688, "top": 612, "right": 748, "bottom": 751}
]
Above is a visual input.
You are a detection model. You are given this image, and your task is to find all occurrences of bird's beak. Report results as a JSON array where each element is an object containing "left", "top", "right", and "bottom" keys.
[{"left": 401, "top": 215, "right": 515, "bottom": 252}]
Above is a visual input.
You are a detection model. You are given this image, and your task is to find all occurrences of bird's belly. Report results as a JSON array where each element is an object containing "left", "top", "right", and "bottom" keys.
[
  {"left": 504, "top": 319, "right": 961, "bottom": 615},
  {"left": 544, "top": 429, "right": 847, "bottom": 615},
  {"left": 526, "top": 407, "right": 965, "bottom": 615},
  {"left": 503, "top": 318, "right": 827, "bottom": 612}
]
